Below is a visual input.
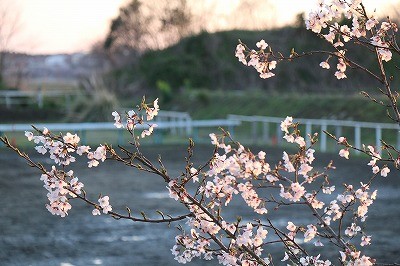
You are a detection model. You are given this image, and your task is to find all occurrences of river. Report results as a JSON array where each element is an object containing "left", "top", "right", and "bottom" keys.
[{"left": 1, "top": 144, "right": 399, "bottom": 265}]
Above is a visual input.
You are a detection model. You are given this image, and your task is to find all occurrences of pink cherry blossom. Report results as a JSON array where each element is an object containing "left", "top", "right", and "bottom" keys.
[
  {"left": 280, "top": 116, "right": 293, "bottom": 133},
  {"left": 256, "top": 39, "right": 268, "bottom": 50},
  {"left": 381, "top": 166, "right": 390, "bottom": 177},
  {"left": 319, "top": 61, "right": 330, "bottom": 69},
  {"left": 339, "top": 148, "right": 349, "bottom": 159}
]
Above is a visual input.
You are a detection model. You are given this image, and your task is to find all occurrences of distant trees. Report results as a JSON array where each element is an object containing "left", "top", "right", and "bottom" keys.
[
  {"left": 99, "top": 0, "right": 280, "bottom": 95},
  {"left": 104, "top": 0, "right": 193, "bottom": 66},
  {"left": 102, "top": 0, "right": 277, "bottom": 68},
  {"left": 0, "top": 1, "right": 21, "bottom": 89}
]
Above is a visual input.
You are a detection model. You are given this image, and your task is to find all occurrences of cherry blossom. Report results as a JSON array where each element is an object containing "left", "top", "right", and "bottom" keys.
[
  {"left": 381, "top": 166, "right": 390, "bottom": 177},
  {"left": 304, "top": 224, "right": 318, "bottom": 242},
  {"left": 354, "top": 255, "right": 373, "bottom": 265},
  {"left": 279, "top": 182, "right": 306, "bottom": 202},
  {"left": 280, "top": 116, "right": 293, "bottom": 133},
  {"left": 361, "top": 235, "right": 372, "bottom": 246},
  {"left": 141, "top": 124, "right": 158, "bottom": 138},
  {"left": 63, "top": 132, "right": 80, "bottom": 145},
  {"left": 345, "top": 223, "right": 361, "bottom": 237},
  {"left": 235, "top": 43, "right": 247, "bottom": 65},
  {"left": 25, "top": 131, "right": 34, "bottom": 141},
  {"left": 112, "top": 111, "right": 123, "bottom": 128},
  {"left": 146, "top": 98, "right": 159, "bottom": 121},
  {"left": 282, "top": 151, "right": 295, "bottom": 172},
  {"left": 98, "top": 196, "right": 113, "bottom": 214},
  {"left": 256, "top": 39, "right": 268, "bottom": 50},
  {"left": 92, "top": 209, "right": 101, "bottom": 216},
  {"left": 319, "top": 61, "right": 330, "bottom": 69},
  {"left": 339, "top": 148, "right": 349, "bottom": 159}
]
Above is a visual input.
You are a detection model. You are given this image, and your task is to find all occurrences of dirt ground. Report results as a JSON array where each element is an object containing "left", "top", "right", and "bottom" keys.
[{"left": 1, "top": 144, "right": 400, "bottom": 265}]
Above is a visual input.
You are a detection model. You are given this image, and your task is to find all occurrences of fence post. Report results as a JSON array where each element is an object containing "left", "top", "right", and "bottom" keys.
[
  {"left": 118, "top": 130, "right": 124, "bottom": 146},
  {"left": 335, "top": 126, "right": 342, "bottom": 138},
  {"left": 276, "top": 123, "right": 282, "bottom": 144},
  {"left": 306, "top": 122, "right": 312, "bottom": 147},
  {"left": 178, "top": 117, "right": 183, "bottom": 136},
  {"left": 321, "top": 123, "right": 327, "bottom": 152},
  {"left": 355, "top": 124, "right": 361, "bottom": 153},
  {"left": 252, "top": 121, "right": 258, "bottom": 144},
  {"left": 228, "top": 124, "right": 235, "bottom": 139},
  {"left": 193, "top": 128, "right": 199, "bottom": 143},
  {"left": 375, "top": 125, "right": 382, "bottom": 155},
  {"left": 171, "top": 117, "right": 177, "bottom": 135},
  {"left": 80, "top": 130, "right": 87, "bottom": 145},
  {"left": 185, "top": 116, "right": 192, "bottom": 136},
  {"left": 262, "top": 122, "right": 269, "bottom": 144},
  {"left": 5, "top": 95, "right": 11, "bottom": 109}
]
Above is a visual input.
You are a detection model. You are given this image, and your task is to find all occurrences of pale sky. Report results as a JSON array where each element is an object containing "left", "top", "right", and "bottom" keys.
[
  {"left": 5, "top": 0, "right": 399, "bottom": 55},
  {"left": 7, "top": 0, "right": 128, "bottom": 54}
]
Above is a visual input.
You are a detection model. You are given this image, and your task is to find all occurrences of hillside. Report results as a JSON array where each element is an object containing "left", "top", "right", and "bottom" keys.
[
  {"left": 113, "top": 26, "right": 399, "bottom": 95},
  {"left": 160, "top": 90, "right": 393, "bottom": 123}
]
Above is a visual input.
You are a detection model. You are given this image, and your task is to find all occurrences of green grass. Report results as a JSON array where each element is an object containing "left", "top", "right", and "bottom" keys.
[{"left": 162, "top": 90, "right": 393, "bottom": 123}]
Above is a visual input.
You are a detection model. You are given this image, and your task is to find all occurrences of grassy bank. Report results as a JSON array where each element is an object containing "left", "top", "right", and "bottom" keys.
[
  {"left": 161, "top": 90, "right": 392, "bottom": 123},
  {"left": 1, "top": 90, "right": 393, "bottom": 124}
]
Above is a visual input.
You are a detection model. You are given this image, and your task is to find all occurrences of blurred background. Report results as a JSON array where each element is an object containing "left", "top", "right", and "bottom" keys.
[
  {"left": 0, "top": 0, "right": 399, "bottom": 125},
  {"left": 1, "top": 1, "right": 400, "bottom": 265}
]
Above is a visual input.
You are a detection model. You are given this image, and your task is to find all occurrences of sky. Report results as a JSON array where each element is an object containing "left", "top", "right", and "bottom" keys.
[
  {"left": 6, "top": 0, "right": 128, "bottom": 54},
  {"left": 5, "top": 0, "right": 399, "bottom": 55}
]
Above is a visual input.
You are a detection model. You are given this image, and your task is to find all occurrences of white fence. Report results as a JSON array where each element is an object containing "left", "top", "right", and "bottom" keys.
[
  {"left": 2, "top": 112, "right": 399, "bottom": 152},
  {"left": 0, "top": 117, "right": 241, "bottom": 146},
  {"left": 228, "top": 114, "right": 400, "bottom": 154},
  {"left": 155, "top": 110, "right": 192, "bottom": 135},
  {"left": 0, "top": 90, "right": 77, "bottom": 108}
]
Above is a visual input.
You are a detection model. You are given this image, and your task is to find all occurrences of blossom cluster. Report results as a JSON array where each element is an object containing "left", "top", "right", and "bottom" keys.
[
  {"left": 307, "top": 1, "right": 396, "bottom": 53},
  {"left": 25, "top": 129, "right": 106, "bottom": 168},
  {"left": 337, "top": 137, "right": 391, "bottom": 177},
  {"left": 365, "top": 145, "right": 390, "bottom": 177},
  {"left": 236, "top": 0, "right": 398, "bottom": 81},
  {"left": 111, "top": 98, "right": 159, "bottom": 138},
  {"left": 167, "top": 150, "right": 271, "bottom": 264},
  {"left": 92, "top": 195, "right": 113, "bottom": 215},
  {"left": 40, "top": 167, "right": 84, "bottom": 217},
  {"left": 168, "top": 112, "right": 388, "bottom": 265},
  {"left": 171, "top": 233, "right": 213, "bottom": 264},
  {"left": 25, "top": 128, "right": 107, "bottom": 216},
  {"left": 306, "top": 0, "right": 397, "bottom": 76},
  {"left": 21, "top": 98, "right": 163, "bottom": 219},
  {"left": 204, "top": 133, "right": 269, "bottom": 214},
  {"left": 235, "top": 40, "right": 277, "bottom": 79},
  {"left": 282, "top": 252, "right": 332, "bottom": 266}
]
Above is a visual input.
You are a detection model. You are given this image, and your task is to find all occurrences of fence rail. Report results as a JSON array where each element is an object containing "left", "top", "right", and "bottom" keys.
[
  {"left": 0, "top": 119, "right": 242, "bottom": 132},
  {"left": 0, "top": 118, "right": 241, "bottom": 146},
  {"left": 2, "top": 113, "right": 399, "bottom": 153},
  {"left": 228, "top": 114, "right": 400, "bottom": 154},
  {"left": 0, "top": 89, "right": 77, "bottom": 108}
]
